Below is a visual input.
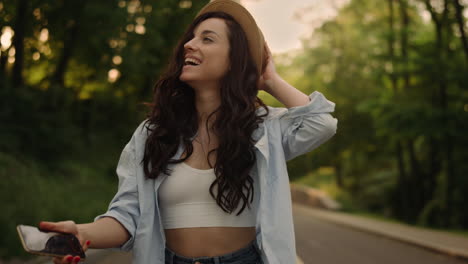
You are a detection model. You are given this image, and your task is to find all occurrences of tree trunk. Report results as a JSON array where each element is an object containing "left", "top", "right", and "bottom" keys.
[
  {"left": 428, "top": 137, "right": 440, "bottom": 200},
  {"left": 452, "top": 0, "right": 468, "bottom": 66},
  {"left": 424, "top": 0, "right": 455, "bottom": 227},
  {"left": 388, "top": 0, "right": 397, "bottom": 91},
  {"left": 407, "top": 140, "right": 423, "bottom": 211},
  {"left": 52, "top": 2, "right": 86, "bottom": 87},
  {"left": 398, "top": 0, "right": 410, "bottom": 89},
  {"left": 49, "top": 0, "right": 88, "bottom": 110},
  {"left": 335, "top": 162, "right": 343, "bottom": 188},
  {"left": 396, "top": 142, "right": 410, "bottom": 220},
  {"left": 12, "top": 0, "right": 27, "bottom": 88},
  {"left": 0, "top": 41, "right": 7, "bottom": 79},
  {"left": 389, "top": 0, "right": 410, "bottom": 221}
]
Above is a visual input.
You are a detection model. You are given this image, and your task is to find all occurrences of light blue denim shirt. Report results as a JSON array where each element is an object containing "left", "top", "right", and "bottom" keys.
[{"left": 95, "top": 91, "right": 337, "bottom": 264}]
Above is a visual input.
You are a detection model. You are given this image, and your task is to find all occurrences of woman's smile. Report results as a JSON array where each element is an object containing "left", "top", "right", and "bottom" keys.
[{"left": 184, "top": 56, "right": 202, "bottom": 66}]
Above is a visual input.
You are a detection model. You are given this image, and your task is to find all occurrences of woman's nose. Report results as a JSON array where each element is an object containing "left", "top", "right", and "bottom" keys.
[{"left": 184, "top": 39, "right": 197, "bottom": 51}]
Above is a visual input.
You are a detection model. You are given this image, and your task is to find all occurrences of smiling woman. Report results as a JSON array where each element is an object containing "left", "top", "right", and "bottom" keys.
[{"left": 38, "top": 1, "right": 337, "bottom": 264}]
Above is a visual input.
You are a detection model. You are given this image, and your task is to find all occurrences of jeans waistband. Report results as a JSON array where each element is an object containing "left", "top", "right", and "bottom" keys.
[{"left": 164, "top": 239, "right": 261, "bottom": 264}]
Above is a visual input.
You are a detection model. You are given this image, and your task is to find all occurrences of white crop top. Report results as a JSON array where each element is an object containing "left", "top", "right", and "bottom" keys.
[{"left": 158, "top": 162, "right": 256, "bottom": 229}]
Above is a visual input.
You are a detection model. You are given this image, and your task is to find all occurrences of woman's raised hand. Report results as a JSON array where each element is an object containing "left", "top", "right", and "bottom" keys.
[
  {"left": 257, "top": 41, "right": 278, "bottom": 93},
  {"left": 39, "top": 221, "right": 90, "bottom": 264},
  {"left": 256, "top": 41, "right": 310, "bottom": 108}
]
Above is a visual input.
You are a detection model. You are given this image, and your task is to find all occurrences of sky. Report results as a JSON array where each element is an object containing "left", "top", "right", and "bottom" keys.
[{"left": 240, "top": 0, "right": 349, "bottom": 54}]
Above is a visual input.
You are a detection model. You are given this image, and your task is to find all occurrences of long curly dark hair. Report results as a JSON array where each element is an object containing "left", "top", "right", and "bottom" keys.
[{"left": 142, "top": 12, "right": 269, "bottom": 216}]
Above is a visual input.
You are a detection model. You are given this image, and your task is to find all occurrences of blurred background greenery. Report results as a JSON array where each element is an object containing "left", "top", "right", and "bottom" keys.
[{"left": 0, "top": 0, "right": 467, "bottom": 260}]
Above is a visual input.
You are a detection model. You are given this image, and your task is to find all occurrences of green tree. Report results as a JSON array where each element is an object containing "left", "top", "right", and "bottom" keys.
[{"left": 284, "top": 0, "right": 468, "bottom": 228}]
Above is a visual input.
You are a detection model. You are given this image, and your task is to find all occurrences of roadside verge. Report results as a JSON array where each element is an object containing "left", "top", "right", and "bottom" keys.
[{"left": 290, "top": 183, "right": 468, "bottom": 261}]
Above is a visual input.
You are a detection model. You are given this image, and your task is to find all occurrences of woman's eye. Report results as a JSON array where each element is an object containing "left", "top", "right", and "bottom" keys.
[{"left": 203, "top": 38, "right": 213, "bottom": 42}]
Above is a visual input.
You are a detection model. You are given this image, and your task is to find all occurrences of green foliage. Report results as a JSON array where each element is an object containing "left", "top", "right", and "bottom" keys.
[
  {"left": 0, "top": 149, "right": 120, "bottom": 259},
  {"left": 0, "top": 0, "right": 209, "bottom": 259},
  {"left": 285, "top": 0, "right": 468, "bottom": 230}
]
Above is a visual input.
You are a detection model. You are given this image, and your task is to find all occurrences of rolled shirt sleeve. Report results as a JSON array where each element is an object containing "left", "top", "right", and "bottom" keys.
[
  {"left": 94, "top": 134, "right": 140, "bottom": 251},
  {"left": 279, "top": 91, "right": 338, "bottom": 161}
]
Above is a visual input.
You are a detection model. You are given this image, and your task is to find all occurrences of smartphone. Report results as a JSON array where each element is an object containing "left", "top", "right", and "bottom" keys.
[{"left": 17, "top": 225, "right": 86, "bottom": 259}]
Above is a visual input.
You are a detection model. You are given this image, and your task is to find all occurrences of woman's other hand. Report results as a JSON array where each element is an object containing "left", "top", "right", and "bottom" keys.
[
  {"left": 257, "top": 42, "right": 278, "bottom": 93},
  {"left": 39, "top": 221, "right": 90, "bottom": 264},
  {"left": 258, "top": 42, "right": 278, "bottom": 93},
  {"left": 256, "top": 42, "right": 310, "bottom": 108}
]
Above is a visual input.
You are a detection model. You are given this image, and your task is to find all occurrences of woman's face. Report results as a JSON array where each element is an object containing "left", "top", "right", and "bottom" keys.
[{"left": 179, "top": 18, "right": 231, "bottom": 88}]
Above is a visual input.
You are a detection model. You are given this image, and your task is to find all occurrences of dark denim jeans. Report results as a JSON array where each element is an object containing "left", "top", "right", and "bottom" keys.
[{"left": 164, "top": 239, "right": 263, "bottom": 264}]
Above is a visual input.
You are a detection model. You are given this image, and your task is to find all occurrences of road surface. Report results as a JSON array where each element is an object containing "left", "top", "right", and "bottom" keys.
[
  {"left": 292, "top": 203, "right": 468, "bottom": 264},
  {"left": 26, "top": 203, "right": 467, "bottom": 264}
]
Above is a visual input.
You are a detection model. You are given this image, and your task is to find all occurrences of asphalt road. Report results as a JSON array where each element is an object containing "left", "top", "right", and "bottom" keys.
[
  {"left": 30, "top": 203, "right": 467, "bottom": 264},
  {"left": 292, "top": 203, "right": 468, "bottom": 264}
]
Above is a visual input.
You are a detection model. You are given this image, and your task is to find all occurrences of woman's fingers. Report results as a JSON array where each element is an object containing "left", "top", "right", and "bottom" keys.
[
  {"left": 53, "top": 255, "right": 72, "bottom": 264},
  {"left": 71, "top": 256, "right": 81, "bottom": 263},
  {"left": 39, "top": 221, "right": 57, "bottom": 231},
  {"left": 52, "top": 254, "right": 83, "bottom": 264},
  {"left": 59, "top": 255, "right": 82, "bottom": 264},
  {"left": 57, "top": 240, "right": 88, "bottom": 263},
  {"left": 263, "top": 41, "right": 272, "bottom": 60},
  {"left": 82, "top": 240, "right": 91, "bottom": 252},
  {"left": 39, "top": 221, "right": 77, "bottom": 234}
]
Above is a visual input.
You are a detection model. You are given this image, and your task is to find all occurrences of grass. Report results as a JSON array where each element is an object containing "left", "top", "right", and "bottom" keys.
[
  {"left": 293, "top": 166, "right": 359, "bottom": 211},
  {"left": 0, "top": 135, "right": 126, "bottom": 260}
]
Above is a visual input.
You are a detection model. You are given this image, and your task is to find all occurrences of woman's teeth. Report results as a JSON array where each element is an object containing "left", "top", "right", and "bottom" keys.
[{"left": 185, "top": 58, "right": 201, "bottom": 66}]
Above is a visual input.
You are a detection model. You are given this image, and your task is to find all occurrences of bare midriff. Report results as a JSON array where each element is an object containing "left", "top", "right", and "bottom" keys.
[{"left": 164, "top": 226, "right": 256, "bottom": 257}]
